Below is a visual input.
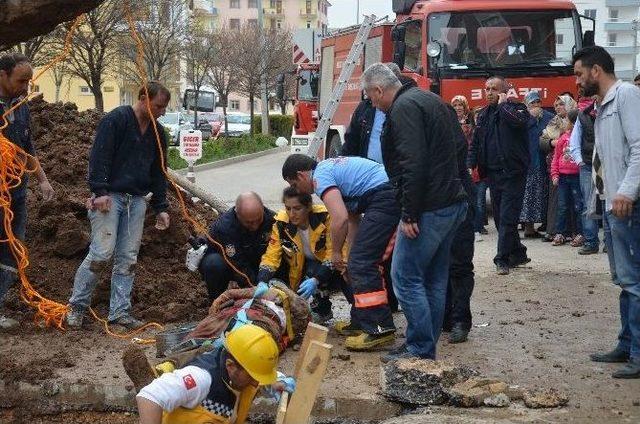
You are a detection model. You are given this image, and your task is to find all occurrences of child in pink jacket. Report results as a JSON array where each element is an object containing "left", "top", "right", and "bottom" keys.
[{"left": 550, "top": 109, "right": 583, "bottom": 246}]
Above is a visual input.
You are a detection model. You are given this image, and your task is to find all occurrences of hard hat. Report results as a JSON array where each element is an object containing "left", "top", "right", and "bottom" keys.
[{"left": 224, "top": 324, "right": 279, "bottom": 385}]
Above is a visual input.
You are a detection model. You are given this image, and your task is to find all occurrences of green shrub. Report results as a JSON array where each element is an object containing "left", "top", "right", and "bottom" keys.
[
  {"left": 252, "top": 115, "right": 294, "bottom": 139},
  {"left": 167, "top": 134, "right": 277, "bottom": 170}
]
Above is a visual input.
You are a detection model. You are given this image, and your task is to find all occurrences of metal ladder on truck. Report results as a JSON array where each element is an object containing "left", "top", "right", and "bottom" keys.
[{"left": 306, "top": 15, "right": 376, "bottom": 159}]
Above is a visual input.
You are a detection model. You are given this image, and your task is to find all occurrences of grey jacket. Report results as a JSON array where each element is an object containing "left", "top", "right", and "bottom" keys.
[{"left": 594, "top": 80, "right": 640, "bottom": 210}]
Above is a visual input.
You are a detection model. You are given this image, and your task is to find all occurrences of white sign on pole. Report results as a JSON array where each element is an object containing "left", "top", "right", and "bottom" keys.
[{"left": 179, "top": 130, "right": 203, "bottom": 162}]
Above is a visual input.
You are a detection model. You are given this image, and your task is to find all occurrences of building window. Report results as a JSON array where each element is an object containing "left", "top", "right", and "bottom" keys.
[
  {"left": 248, "top": 19, "right": 257, "bottom": 27},
  {"left": 556, "top": 34, "right": 564, "bottom": 45},
  {"left": 230, "top": 18, "right": 240, "bottom": 29},
  {"left": 276, "top": 19, "right": 282, "bottom": 29},
  {"left": 270, "top": 0, "right": 276, "bottom": 7},
  {"left": 306, "top": 21, "right": 311, "bottom": 28},
  {"left": 248, "top": 0, "right": 257, "bottom": 7},
  {"left": 608, "top": 33, "right": 617, "bottom": 46},
  {"left": 306, "top": 0, "right": 312, "bottom": 12},
  {"left": 230, "top": 0, "right": 240, "bottom": 8},
  {"left": 609, "top": 9, "right": 619, "bottom": 22},
  {"left": 583, "top": 9, "right": 596, "bottom": 20},
  {"left": 79, "top": 86, "right": 92, "bottom": 96},
  {"left": 230, "top": 100, "right": 240, "bottom": 110},
  {"left": 32, "top": 84, "right": 40, "bottom": 92}
]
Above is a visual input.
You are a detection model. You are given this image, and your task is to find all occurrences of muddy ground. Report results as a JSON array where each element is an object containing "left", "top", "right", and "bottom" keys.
[{"left": 1, "top": 228, "right": 639, "bottom": 423}]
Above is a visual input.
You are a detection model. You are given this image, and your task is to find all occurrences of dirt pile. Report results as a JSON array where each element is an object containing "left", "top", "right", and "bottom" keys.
[{"left": 4, "top": 99, "right": 215, "bottom": 323}]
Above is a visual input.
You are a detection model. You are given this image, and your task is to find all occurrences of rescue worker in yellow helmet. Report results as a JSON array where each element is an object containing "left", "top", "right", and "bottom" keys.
[{"left": 136, "top": 324, "right": 285, "bottom": 424}]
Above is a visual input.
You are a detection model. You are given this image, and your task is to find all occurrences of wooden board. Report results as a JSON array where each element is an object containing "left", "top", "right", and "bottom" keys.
[
  {"left": 293, "top": 322, "right": 328, "bottom": 378},
  {"left": 275, "top": 391, "right": 289, "bottom": 424},
  {"left": 284, "top": 340, "right": 333, "bottom": 424}
]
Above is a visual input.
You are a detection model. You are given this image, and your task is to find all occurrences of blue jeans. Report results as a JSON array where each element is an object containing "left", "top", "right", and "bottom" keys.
[
  {"left": 603, "top": 206, "right": 617, "bottom": 281},
  {"left": 579, "top": 166, "right": 600, "bottom": 249},
  {"left": 556, "top": 174, "right": 583, "bottom": 236},
  {"left": 0, "top": 194, "right": 27, "bottom": 305},
  {"left": 391, "top": 201, "right": 467, "bottom": 359},
  {"left": 69, "top": 193, "right": 147, "bottom": 321},
  {"left": 606, "top": 204, "right": 640, "bottom": 362},
  {"left": 474, "top": 181, "right": 488, "bottom": 232}
]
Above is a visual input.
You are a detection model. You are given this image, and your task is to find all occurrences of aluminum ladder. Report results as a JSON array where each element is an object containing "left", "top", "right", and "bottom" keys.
[{"left": 306, "top": 15, "right": 376, "bottom": 159}]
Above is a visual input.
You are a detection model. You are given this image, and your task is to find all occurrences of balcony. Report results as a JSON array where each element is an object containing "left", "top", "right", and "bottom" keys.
[
  {"left": 300, "top": 8, "right": 318, "bottom": 18},
  {"left": 605, "top": 45, "right": 636, "bottom": 55},
  {"left": 604, "top": 21, "right": 638, "bottom": 31},
  {"left": 191, "top": 0, "right": 217, "bottom": 16},
  {"left": 605, "top": 0, "right": 640, "bottom": 6},
  {"left": 263, "top": 7, "right": 285, "bottom": 18}
]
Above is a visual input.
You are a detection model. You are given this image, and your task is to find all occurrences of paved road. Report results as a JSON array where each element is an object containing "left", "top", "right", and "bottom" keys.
[{"left": 192, "top": 150, "right": 290, "bottom": 209}]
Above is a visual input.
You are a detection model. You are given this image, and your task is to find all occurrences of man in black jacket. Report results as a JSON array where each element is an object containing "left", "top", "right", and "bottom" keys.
[
  {"left": 361, "top": 63, "right": 467, "bottom": 360},
  {"left": 199, "top": 192, "right": 275, "bottom": 300},
  {"left": 66, "top": 81, "right": 171, "bottom": 329},
  {"left": 468, "top": 76, "right": 531, "bottom": 275}
]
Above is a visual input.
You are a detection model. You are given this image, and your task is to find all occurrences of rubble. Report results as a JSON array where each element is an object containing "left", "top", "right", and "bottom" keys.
[
  {"left": 523, "top": 388, "right": 569, "bottom": 409},
  {"left": 447, "top": 378, "right": 509, "bottom": 407}
]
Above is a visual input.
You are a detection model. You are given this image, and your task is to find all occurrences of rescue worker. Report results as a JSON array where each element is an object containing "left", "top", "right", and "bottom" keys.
[
  {"left": 66, "top": 81, "right": 171, "bottom": 329},
  {"left": 282, "top": 154, "right": 398, "bottom": 351},
  {"left": 136, "top": 324, "right": 286, "bottom": 423},
  {"left": 199, "top": 192, "right": 275, "bottom": 300},
  {"left": 0, "top": 53, "right": 55, "bottom": 329},
  {"left": 258, "top": 186, "right": 354, "bottom": 323}
]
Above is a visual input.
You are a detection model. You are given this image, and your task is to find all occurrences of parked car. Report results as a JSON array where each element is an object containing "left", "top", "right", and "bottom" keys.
[
  {"left": 182, "top": 111, "right": 213, "bottom": 140},
  {"left": 158, "top": 112, "right": 193, "bottom": 145},
  {"left": 219, "top": 113, "right": 251, "bottom": 137},
  {"left": 198, "top": 112, "right": 224, "bottom": 138}
]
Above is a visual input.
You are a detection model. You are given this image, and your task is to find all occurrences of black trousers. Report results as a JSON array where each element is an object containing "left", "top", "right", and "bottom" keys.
[
  {"left": 305, "top": 260, "right": 354, "bottom": 318},
  {"left": 199, "top": 251, "right": 240, "bottom": 300},
  {"left": 488, "top": 171, "right": 527, "bottom": 267},
  {"left": 444, "top": 201, "right": 475, "bottom": 331}
]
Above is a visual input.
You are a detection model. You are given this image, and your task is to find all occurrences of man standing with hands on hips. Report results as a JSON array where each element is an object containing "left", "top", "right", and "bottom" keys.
[{"left": 66, "top": 81, "right": 171, "bottom": 330}]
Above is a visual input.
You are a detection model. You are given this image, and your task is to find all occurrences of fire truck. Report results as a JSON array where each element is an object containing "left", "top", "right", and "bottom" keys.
[{"left": 288, "top": 0, "right": 594, "bottom": 159}]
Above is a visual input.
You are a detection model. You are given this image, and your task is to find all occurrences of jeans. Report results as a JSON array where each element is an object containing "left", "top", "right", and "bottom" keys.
[
  {"left": 579, "top": 165, "right": 600, "bottom": 249},
  {"left": 606, "top": 203, "right": 640, "bottom": 362},
  {"left": 556, "top": 174, "right": 583, "bottom": 236},
  {"left": 488, "top": 171, "right": 527, "bottom": 267},
  {"left": 474, "top": 181, "right": 488, "bottom": 232},
  {"left": 603, "top": 205, "right": 618, "bottom": 282},
  {"left": 0, "top": 194, "right": 27, "bottom": 305},
  {"left": 69, "top": 193, "right": 147, "bottom": 321},
  {"left": 392, "top": 201, "right": 467, "bottom": 359},
  {"left": 445, "top": 201, "right": 475, "bottom": 331}
]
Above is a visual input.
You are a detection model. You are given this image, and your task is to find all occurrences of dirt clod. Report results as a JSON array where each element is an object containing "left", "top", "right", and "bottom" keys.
[{"left": 523, "top": 388, "right": 569, "bottom": 408}]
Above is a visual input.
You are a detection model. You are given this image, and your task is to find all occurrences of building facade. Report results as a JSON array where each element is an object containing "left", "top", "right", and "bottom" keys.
[{"left": 573, "top": 0, "right": 640, "bottom": 80}]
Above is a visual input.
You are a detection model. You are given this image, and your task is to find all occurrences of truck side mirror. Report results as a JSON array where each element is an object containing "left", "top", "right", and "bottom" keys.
[
  {"left": 392, "top": 25, "right": 407, "bottom": 70},
  {"left": 583, "top": 30, "right": 595, "bottom": 47},
  {"left": 276, "top": 73, "right": 285, "bottom": 102}
]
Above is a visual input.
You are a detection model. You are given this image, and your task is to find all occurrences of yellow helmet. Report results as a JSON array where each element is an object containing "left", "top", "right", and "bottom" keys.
[{"left": 224, "top": 324, "right": 279, "bottom": 385}]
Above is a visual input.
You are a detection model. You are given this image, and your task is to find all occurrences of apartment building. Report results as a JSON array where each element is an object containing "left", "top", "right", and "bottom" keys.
[{"left": 573, "top": 0, "right": 640, "bottom": 80}]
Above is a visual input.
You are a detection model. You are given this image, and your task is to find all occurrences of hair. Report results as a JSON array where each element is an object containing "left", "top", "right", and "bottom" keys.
[
  {"left": 282, "top": 154, "right": 317, "bottom": 180},
  {"left": 451, "top": 95, "right": 470, "bottom": 113},
  {"left": 572, "top": 46, "right": 615, "bottom": 75},
  {"left": 0, "top": 53, "right": 30, "bottom": 76},
  {"left": 487, "top": 75, "right": 509, "bottom": 92},
  {"left": 138, "top": 80, "right": 171, "bottom": 100},
  {"left": 559, "top": 91, "right": 575, "bottom": 100},
  {"left": 282, "top": 186, "right": 313, "bottom": 208},
  {"left": 361, "top": 62, "right": 402, "bottom": 91},
  {"left": 235, "top": 191, "right": 263, "bottom": 211},
  {"left": 567, "top": 108, "right": 579, "bottom": 124},
  {"left": 635, "top": 74, "right": 640, "bottom": 82},
  {"left": 384, "top": 62, "right": 402, "bottom": 78}
]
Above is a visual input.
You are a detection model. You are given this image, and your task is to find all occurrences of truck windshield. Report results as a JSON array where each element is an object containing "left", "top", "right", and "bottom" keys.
[
  {"left": 427, "top": 10, "right": 579, "bottom": 68},
  {"left": 297, "top": 69, "right": 320, "bottom": 101}
]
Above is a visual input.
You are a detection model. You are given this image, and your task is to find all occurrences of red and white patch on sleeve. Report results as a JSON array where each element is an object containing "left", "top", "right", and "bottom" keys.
[{"left": 183, "top": 374, "right": 197, "bottom": 390}]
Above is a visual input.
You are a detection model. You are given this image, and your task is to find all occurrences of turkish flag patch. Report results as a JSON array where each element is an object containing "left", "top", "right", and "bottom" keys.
[{"left": 183, "top": 374, "right": 197, "bottom": 390}]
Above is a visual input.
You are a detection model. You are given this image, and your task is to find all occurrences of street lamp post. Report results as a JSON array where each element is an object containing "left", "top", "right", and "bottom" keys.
[
  {"left": 257, "top": 1, "right": 270, "bottom": 135},
  {"left": 632, "top": 19, "right": 639, "bottom": 78},
  {"left": 357, "top": 0, "right": 360, "bottom": 25}
]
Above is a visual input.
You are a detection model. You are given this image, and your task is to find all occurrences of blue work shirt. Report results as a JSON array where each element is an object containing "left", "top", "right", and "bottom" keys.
[
  {"left": 366, "top": 109, "right": 385, "bottom": 163},
  {"left": 313, "top": 156, "right": 389, "bottom": 212},
  {"left": 0, "top": 97, "right": 36, "bottom": 198}
]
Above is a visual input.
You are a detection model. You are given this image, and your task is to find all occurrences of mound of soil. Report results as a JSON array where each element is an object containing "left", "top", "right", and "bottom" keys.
[{"left": 4, "top": 99, "right": 215, "bottom": 323}]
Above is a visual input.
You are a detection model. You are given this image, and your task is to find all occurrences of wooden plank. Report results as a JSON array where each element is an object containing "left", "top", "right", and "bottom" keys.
[
  {"left": 284, "top": 341, "right": 333, "bottom": 424},
  {"left": 275, "top": 391, "right": 289, "bottom": 424},
  {"left": 293, "top": 322, "right": 328, "bottom": 378}
]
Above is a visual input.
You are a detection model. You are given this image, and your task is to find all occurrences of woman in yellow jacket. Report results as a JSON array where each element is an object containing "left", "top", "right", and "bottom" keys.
[{"left": 258, "top": 187, "right": 353, "bottom": 323}]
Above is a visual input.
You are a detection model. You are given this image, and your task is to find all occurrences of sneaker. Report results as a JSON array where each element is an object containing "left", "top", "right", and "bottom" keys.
[
  {"left": 509, "top": 256, "right": 532, "bottom": 268},
  {"left": 496, "top": 264, "right": 510, "bottom": 275},
  {"left": 570, "top": 235, "right": 585, "bottom": 247},
  {"left": 612, "top": 361, "right": 640, "bottom": 379},
  {"left": 590, "top": 348, "right": 629, "bottom": 363},
  {"left": 334, "top": 320, "right": 363, "bottom": 337},
  {"left": 311, "top": 310, "right": 334, "bottom": 325},
  {"left": 551, "top": 234, "right": 566, "bottom": 246},
  {"left": 109, "top": 315, "right": 144, "bottom": 330},
  {"left": 0, "top": 315, "right": 19, "bottom": 330},
  {"left": 65, "top": 309, "right": 85, "bottom": 329},
  {"left": 381, "top": 343, "right": 409, "bottom": 363},
  {"left": 345, "top": 332, "right": 395, "bottom": 351},
  {"left": 475, "top": 232, "right": 484, "bottom": 242},
  {"left": 542, "top": 234, "right": 554, "bottom": 243},
  {"left": 602, "top": 244, "right": 608, "bottom": 254},
  {"left": 448, "top": 324, "right": 469, "bottom": 344},
  {"left": 578, "top": 245, "right": 599, "bottom": 255}
]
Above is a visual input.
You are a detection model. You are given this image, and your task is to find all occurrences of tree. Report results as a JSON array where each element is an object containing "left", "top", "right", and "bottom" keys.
[
  {"left": 182, "top": 24, "right": 215, "bottom": 125},
  {"left": 62, "top": 0, "right": 124, "bottom": 112},
  {"left": 208, "top": 26, "right": 240, "bottom": 137},
  {"left": 232, "top": 24, "right": 292, "bottom": 136},
  {"left": 9, "top": 35, "right": 54, "bottom": 68}
]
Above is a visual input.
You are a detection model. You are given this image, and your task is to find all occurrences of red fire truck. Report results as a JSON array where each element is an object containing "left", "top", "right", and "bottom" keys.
[{"left": 289, "top": 0, "right": 594, "bottom": 159}]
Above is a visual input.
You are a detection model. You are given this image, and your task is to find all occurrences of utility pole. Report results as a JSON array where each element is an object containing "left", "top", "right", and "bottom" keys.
[
  {"left": 356, "top": 0, "right": 360, "bottom": 24},
  {"left": 632, "top": 19, "right": 639, "bottom": 78},
  {"left": 257, "top": 0, "right": 270, "bottom": 135}
]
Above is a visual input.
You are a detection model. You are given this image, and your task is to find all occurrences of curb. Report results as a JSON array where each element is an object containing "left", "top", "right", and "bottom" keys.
[
  {"left": 0, "top": 378, "right": 402, "bottom": 421},
  {"left": 174, "top": 146, "right": 288, "bottom": 174}
]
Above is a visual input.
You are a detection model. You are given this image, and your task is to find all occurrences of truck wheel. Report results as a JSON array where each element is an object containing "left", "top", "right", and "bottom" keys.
[{"left": 326, "top": 134, "right": 342, "bottom": 158}]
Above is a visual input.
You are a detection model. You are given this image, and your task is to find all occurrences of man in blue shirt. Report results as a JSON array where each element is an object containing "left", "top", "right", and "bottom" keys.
[
  {"left": 0, "top": 53, "right": 55, "bottom": 329},
  {"left": 282, "top": 154, "right": 398, "bottom": 351}
]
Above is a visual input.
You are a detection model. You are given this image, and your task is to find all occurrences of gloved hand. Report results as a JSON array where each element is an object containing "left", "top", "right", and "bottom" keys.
[
  {"left": 185, "top": 245, "right": 207, "bottom": 272},
  {"left": 297, "top": 277, "right": 318, "bottom": 299},
  {"left": 263, "top": 372, "right": 296, "bottom": 401}
]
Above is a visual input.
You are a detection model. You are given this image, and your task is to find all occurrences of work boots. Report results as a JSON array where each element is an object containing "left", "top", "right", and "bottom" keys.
[{"left": 345, "top": 332, "right": 395, "bottom": 351}]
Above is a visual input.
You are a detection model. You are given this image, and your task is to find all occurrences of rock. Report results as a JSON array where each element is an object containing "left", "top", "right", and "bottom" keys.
[
  {"left": 523, "top": 388, "right": 569, "bottom": 408},
  {"left": 447, "top": 378, "right": 510, "bottom": 407},
  {"left": 484, "top": 393, "right": 511, "bottom": 408},
  {"left": 380, "top": 358, "right": 477, "bottom": 406}
]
